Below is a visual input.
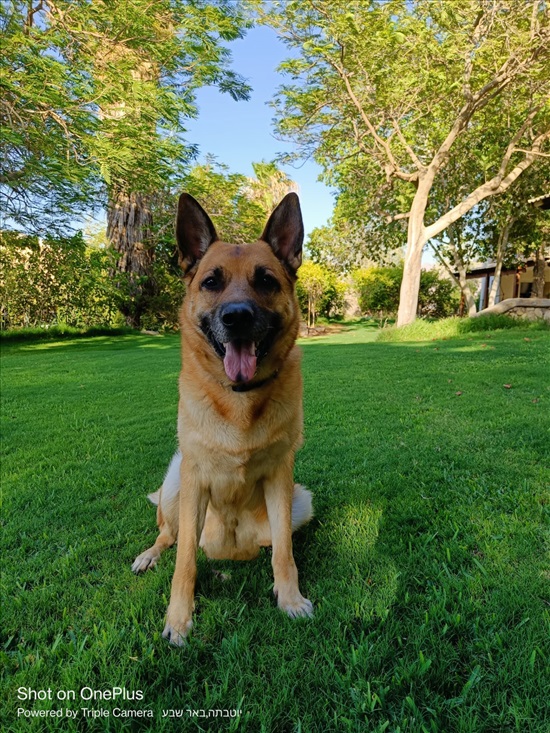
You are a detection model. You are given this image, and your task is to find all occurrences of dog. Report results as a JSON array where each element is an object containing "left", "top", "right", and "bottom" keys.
[{"left": 132, "top": 192, "right": 313, "bottom": 645}]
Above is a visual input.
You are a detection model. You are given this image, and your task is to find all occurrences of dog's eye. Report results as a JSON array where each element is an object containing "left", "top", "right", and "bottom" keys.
[
  {"left": 254, "top": 269, "right": 280, "bottom": 293},
  {"left": 201, "top": 273, "right": 223, "bottom": 291}
]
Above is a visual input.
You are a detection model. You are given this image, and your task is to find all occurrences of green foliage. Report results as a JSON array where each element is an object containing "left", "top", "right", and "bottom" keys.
[
  {"left": 0, "top": 325, "right": 135, "bottom": 343},
  {"left": 184, "top": 160, "right": 267, "bottom": 244},
  {"left": 0, "top": 158, "right": 303, "bottom": 333},
  {"left": 1, "top": 1, "right": 251, "bottom": 233},
  {"left": 353, "top": 266, "right": 403, "bottom": 315},
  {"left": 417, "top": 268, "right": 460, "bottom": 319},
  {"left": 307, "top": 219, "right": 404, "bottom": 274},
  {"left": 377, "top": 314, "right": 550, "bottom": 343},
  {"left": 139, "top": 258, "right": 186, "bottom": 332},
  {"left": 258, "top": 0, "right": 550, "bottom": 322},
  {"left": 2, "top": 327, "right": 549, "bottom": 731},
  {"left": 182, "top": 158, "right": 299, "bottom": 244},
  {"left": 353, "top": 266, "right": 459, "bottom": 318},
  {"left": 0, "top": 3, "right": 100, "bottom": 232},
  {"left": 0, "top": 230, "right": 118, "bottom": 329},
  {"left": 296, "top": 260, "right": 346, "bottom": 326}
]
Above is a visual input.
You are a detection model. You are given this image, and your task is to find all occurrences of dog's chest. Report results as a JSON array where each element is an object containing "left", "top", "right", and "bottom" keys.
[{"left": 179, "top": 395, "right": 299, "bottom": 506}]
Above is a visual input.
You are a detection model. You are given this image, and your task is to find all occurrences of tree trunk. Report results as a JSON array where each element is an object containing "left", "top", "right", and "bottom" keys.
[
  {"left": 532, "top": 243, "right": 547, "bottom": 298},
  {"left": 434, "top": 225, "right": 477, "bottom": 316},
  {"left": 107, "top": 190, "right": 156, "bottom": 329},
  {"left": 459, "top": 273, "right": 477, "bottom": 316},
  {"left": 488, "top": 220, "right": 511, "bottom": 308},
  {"left": 397, "top": 211, "right": 426, "bottom": 326},
  {"left": 450, "top": 260, "right": 477, "bottom": 317},
  {"left": 397, "top": 241, "right": 423, "bottom": 326},
  {"left": 397, "top": 177, "right": 434, "bottom": 326}
]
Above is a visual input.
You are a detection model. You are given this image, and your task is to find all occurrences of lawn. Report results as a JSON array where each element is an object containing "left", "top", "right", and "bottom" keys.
[{"left": 1, "top": 323, "right": 549, "bottom": 732}]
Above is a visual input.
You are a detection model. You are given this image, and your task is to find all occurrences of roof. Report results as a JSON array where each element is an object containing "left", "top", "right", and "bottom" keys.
[
  {"left": 528, "top": 193, "right": 550, "bottom": 210},
  {"left": 454, "top": 256, "right": 550, "bottom": 279}
]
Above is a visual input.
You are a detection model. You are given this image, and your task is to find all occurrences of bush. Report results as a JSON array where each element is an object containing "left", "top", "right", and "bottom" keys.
[
  {"left": 0, "top": 230, "right": 119, "bottom": 329},
  {"left": 417, "top": 269, "right": 460, "bottom": 318},
  {"left": 353, "top": 265, "right": 459, "bottom": 318},
  {"left": 296, "top": 260, "right": 346, "bottom": 326},
  {"left": 352, "top": 266, "right": 402, "bottom": 314},
  {"left": 0, "top": 229, "right": 187, "bottom": 333},
  {"left": 139, "top": 259, "right": 186, "bottom": 332}
]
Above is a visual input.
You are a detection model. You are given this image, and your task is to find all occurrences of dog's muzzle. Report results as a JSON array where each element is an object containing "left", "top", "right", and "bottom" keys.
[{"left": 200, "top": 301, "right": 281, "bottom": 384}]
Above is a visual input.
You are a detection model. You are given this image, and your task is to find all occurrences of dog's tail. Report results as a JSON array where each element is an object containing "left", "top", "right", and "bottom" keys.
[
  {"left": 147, "top": 450, "right": 181, "bottom": 506},
  {"left": 147, "top": 490, "right": 160, "bottom": 505},
  {"left": 291, "top": 484, "right": 313, "bottom": 531},
  {"left": 147, "top": 456, "right": 312, "bottom": 534}
]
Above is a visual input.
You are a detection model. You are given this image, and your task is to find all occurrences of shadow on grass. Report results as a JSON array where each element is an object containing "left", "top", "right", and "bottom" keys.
[
  {"left": 297, "top": 332, "right": 548, "bottom": 604},
  {"left": 2, "top": 329, "right": 548, "bottom": 731}
]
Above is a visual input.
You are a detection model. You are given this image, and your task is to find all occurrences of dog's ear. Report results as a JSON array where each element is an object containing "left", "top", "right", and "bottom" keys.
[
  {"left": 260, "top": 192, "right": 304, "bottom": 275},
  {"left": 176, "top": 193, "right": 218, "bottom": 274}
]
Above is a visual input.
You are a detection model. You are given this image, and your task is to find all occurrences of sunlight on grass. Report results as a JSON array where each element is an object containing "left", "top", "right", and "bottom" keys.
[
  {"left": 1, "top": 322, "right": 549, "bottom": 732},
  {"left": 377, "top": 314, "right": 549, "bottom": 342}
]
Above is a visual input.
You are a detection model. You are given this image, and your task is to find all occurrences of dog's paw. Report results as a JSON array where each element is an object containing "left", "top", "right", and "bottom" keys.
[
  {"left": 162, "top": 618, "right": 193, "bottom": 647},
  {"left": 277, "top": 593, "right": 314, "bottom": 619},
  {"left": 131, "top": 549, "right": 159, "bottom": 574}
]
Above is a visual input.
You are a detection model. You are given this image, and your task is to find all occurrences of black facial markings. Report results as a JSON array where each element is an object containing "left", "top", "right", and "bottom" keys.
[
  {"left": 200, "top": 267, "right": 225, "bottom": 292},
  {"left": 253, "top": 266, "right": 281, "bottom": 295},
  {"left": 200, "top": 315, "right": 226, "bottom": 358},
  {"left": 256, "top": 311, "right": 282, "bottom": 360}
]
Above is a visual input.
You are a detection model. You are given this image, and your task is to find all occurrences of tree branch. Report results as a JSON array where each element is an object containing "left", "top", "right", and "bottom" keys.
[
  {"left": 424, "top": 128, "right": 550, "bottom": 242},
  {"left": 385, "top": 212, "right": 410, "bottom": 224},
  {"left": 429, "top": 242, "right": 462, "bottom": 289},
  {"left": 319, "top": 35, "right": 419, "bottom": 184},
  {"left": 391, "top": 117, "right": 424, "bottom": 171}
]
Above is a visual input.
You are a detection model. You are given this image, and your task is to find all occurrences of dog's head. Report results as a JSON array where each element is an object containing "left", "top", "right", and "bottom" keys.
[{"left": 176, "top": 192, "right": 304, "bottom": 386}]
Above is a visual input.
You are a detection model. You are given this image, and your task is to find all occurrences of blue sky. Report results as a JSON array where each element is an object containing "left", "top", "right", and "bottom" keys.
[{"left": 184, "top": 25, "right": 336, "bottom": 239}]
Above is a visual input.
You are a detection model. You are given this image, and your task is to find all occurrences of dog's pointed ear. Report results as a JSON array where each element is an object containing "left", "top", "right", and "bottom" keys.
[
  {"left": 176, "top": 193, "right": 218, "bottom": 274},
  {"left": 260, "top": 192, "right": 304, "bottom": 275}
]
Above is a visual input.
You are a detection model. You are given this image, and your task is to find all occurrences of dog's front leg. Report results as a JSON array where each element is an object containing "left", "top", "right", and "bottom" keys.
[
  {"left": 264, "top": 461, "right": 313, "bottom": 619},
  {"left": 163, "top": 463, "right": 208, "bottom": 646}
]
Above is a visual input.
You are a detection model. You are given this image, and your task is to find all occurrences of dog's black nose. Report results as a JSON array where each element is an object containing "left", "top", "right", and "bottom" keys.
[{"left": 220, "top": 302, "right": 255, "bottom": 330}]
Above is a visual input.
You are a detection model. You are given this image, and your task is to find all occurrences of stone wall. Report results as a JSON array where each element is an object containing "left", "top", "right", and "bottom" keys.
[{"left": 472, "top": 297, "right": 550, "bottom": 322}]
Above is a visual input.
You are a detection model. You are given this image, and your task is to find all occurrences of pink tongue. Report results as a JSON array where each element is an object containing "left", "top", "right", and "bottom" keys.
[{"left": 223, "top": 341, "right": 257, "bottom": 383}]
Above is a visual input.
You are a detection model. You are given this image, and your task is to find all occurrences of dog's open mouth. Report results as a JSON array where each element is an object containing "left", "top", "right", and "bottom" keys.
[
  {"left": 222, "top": 340, "right": 257, "bottom": 383},
  {"left": 204, "top": 330, "right": 262, "bottom": 383},
  {"left": 201, "top": 313, "right": 281, "bottom": 384}
]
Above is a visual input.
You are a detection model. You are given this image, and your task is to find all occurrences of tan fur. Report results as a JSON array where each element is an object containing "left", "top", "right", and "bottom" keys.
[{"left": 133, "top": 201, "right": 313, "bottom": 645}]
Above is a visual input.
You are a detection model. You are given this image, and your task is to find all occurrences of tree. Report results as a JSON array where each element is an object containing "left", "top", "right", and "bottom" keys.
[
  {"left": 1, "top": 1, "right": 251, "bottom": 326},
  {"left": 0, "top": 3, "right": 100, "bottom": 233},
  {"left": 246, "top": 160, "right": 299, "bottom": 213},
  {"left": 295, "top": 260, "right": 341, "bottom": 328},
  {"left": 259, "top": 0, "right": 550, "bottom": 325},
  {"left": 307, "top": 218, "right": 404, "bottom": 274},
  {"left": 428, "top": 218, "right": 480, "bottom": 316},
  {"left": 183, "top": 158, "right": 297, "bottom": 244}
]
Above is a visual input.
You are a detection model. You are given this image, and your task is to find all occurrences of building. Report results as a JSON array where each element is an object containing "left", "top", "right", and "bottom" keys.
[{"left": 466, "top": 256, "right": 550, "bottom": 311}]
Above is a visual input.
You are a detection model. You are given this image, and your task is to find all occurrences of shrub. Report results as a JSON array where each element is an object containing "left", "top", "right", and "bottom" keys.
[
  {"left": 296, "top": 260, "right": 346, "bottom": 326},
  {"left": 417, "top": 269, "right": 460, "bottom": 318},
  {"left": 352, "top": 266, "right": 402, "bottom": 314},
  {"left": 0, "top": 230, "right": 119, "bottom": 329},
  {"left": 353, "top": 265, "right": 459, "bottom": 318}
]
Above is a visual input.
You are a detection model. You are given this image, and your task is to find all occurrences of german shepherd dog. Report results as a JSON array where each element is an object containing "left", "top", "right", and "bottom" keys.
[{"left": 132, "top": 192, "right": 313, "bottom": 645}]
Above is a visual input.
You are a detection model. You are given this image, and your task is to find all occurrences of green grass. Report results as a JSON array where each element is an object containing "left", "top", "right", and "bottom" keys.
[
  {"left": 377, "top": 314, "right": 550, "bottom": 343},
  {"left": 0, "top": 325, "right": 138, "bottom": 343},
  {"left": 1, "top": 325, "right": 549, "bottom": 732}
]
